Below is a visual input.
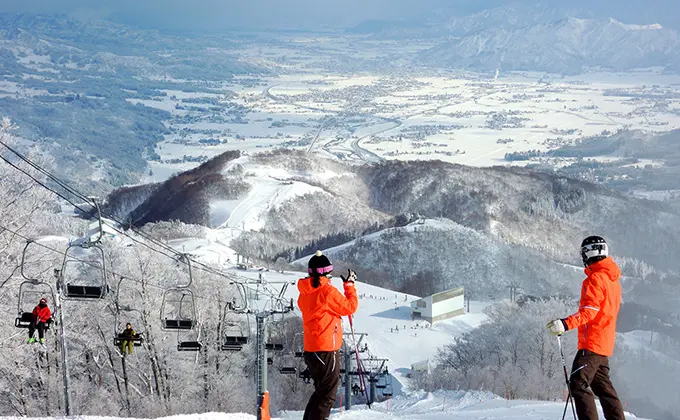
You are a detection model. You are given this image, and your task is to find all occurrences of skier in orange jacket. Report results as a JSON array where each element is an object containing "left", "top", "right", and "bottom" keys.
[
  {"left": 547, "top": 236, "right": 625, "bottom": 420},
  {"left": 298, "top": 251, "right": 358, "bottom": 420}
]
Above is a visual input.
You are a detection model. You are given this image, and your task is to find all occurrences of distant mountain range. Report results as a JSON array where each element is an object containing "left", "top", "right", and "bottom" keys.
[
  {"left": 419, "top": 17, "right": 680, "bottom": 74},
  {"left": 345, "top": 1, "right": 680, "bottom": 74},
  {"left": 444, "top": 2, "right": 584, "bottom": 37}
]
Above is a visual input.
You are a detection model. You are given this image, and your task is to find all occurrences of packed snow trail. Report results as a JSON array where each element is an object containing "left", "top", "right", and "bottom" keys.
[{"left": 0, "top": 390, "right": 648, "bottom": 420}]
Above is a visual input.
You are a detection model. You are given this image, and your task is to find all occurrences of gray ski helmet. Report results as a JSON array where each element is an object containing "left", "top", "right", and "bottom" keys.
[{"left": 580, "top": 236, "right": 608, "bottom": 267}]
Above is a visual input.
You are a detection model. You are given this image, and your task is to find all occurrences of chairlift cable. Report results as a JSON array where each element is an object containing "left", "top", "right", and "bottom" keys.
[
  {"left": 0, "top": 222, "right": 277, "bottom": 306},
  {"left": 0, "top": 143, "right": 276, "bottom": 295}
]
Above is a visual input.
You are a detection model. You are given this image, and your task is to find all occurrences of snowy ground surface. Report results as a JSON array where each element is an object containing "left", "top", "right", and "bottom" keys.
[
  {"left": 143, "top": 69, "right": 680, "bottom": 184},
  {"left": 0, "top": 390, "right": 647, "bottom": 420}
]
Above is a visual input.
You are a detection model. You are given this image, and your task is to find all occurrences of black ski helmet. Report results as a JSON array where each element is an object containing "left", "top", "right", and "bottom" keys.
[{"left": 580, "top": 236, "right": 608, "bottom": 267}]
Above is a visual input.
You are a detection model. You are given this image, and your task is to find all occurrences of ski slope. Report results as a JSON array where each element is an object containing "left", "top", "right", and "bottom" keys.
[
  {"left": 223, "top": 266, "right": 487, "bottom": 392},
  {"left": 0, "top": 390, "right": 648, "bottom": 420},
  {"left": 212, "top": 155, "right": 332, "bottom": 232}
]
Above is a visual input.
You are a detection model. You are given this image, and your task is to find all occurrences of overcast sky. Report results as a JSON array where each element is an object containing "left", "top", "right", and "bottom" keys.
[
  {"left": 0, "top": 0, "right": 504, "bottom": 30},
  {"left": 1, "top": 0, "right": 677, "bottom": 31}
]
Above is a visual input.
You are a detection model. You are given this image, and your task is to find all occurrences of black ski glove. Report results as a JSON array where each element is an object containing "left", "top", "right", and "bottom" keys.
[{"left": 340, "top": 269, "right": 357, "bottom": 283}]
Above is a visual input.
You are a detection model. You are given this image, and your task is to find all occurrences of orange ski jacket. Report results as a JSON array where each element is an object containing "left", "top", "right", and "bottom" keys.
[
  {"left": 565, "top": 257, "right": 622, "bottom": 357},
  {"left": 297, "top": 276, "right": 358, "bottom": 352}
]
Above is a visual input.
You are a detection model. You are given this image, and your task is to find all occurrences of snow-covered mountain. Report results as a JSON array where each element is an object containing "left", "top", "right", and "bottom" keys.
[
  {"left": 420, "top": 17, "right": 680, "bottom": 74},
  {"left": 444, "top": 2, "right": 584, "bottom": 36},
  {"left": 105, "top": 149, "right": 680, "bottom": 316}
]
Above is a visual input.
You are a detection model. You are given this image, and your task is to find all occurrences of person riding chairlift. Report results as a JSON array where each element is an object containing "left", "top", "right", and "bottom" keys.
[
  {"left": 28, "top": 298, "right": 52, "bottom": 344},
  {"left": 120, "top": 323, "right": 137, "bottom": 356}
]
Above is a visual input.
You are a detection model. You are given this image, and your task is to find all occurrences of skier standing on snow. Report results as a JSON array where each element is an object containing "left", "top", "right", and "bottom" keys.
[
  {"left": 547, "top": 236, "right": 625, "bottom": 420},
  {"left": 297, "top": 251, "right": 358, "bottom": 420},
  {"left": 28, "top": 297, "right": 52, "bottom": 344}
]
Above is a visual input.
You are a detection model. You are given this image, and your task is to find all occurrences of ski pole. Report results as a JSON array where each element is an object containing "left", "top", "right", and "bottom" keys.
[
  {"left": 348, "top": 315, "right": 371, "bottom": 409},
  {"left": 557, "top": 335, "right": 577, "bottom": 420}
]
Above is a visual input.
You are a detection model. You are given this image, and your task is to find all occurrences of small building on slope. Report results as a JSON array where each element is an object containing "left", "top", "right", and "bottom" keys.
[{"left": 410, "top": 287, "right": 465, "bottom": 324}]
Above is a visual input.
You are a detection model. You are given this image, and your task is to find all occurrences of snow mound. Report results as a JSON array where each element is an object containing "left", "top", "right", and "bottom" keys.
[
  {"left": 0, "top": 382, "right": 648, "bottom": 420},
  {"left": 0, "top": 413, "right": 252, "bottom": 420}
]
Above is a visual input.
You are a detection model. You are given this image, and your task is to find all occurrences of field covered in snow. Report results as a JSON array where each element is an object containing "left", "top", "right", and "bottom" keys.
[
  {"left": 0, "top": 390, "right": 648, "bottom": 420},
  {"left": 143, "top": 67, "right": 680, "bottom": 183}
]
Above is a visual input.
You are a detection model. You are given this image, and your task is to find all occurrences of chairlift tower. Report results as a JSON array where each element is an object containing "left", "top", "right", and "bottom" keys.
[
  {"left": 54, "top": 268, "right": 72, "bottom": 416},
  {"left": 254, "top": 299, "right": 294, "bottom": 420},
  {"left": 256, "top": 312, "right": 268, "bottom": 420},
  {"left": 342, "top": 331, "right": 367, "bottom": 410},
  {"left": 20, "top": 239, "right": 71, "bottom": 416}
]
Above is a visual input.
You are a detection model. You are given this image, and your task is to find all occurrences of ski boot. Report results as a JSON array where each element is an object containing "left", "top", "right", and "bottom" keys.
[
  {"left": 39, "top": 338, "right": 45, "bottom": 345},
  {"left": 27, "top": 337, "right": 35, "bottom": 344}
]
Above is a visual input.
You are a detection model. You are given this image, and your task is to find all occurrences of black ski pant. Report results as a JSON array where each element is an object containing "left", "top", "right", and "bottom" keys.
[
  {"left": 569, "top": 349, "right": 625, "bottom": 420},
  {"left": 28, "top": 321, "right": 46, "bottom": 340},
  {"left": 303, "top": 351, "right": 340, "bottom": 420}
]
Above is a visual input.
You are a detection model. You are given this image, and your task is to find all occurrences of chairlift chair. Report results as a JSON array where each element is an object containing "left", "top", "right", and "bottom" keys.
[
  {"left": 174, "top": 321, "right": 202, "bottom": 352},
  {"left": 173, "top": 314, "right": 202, "bottom": 352},
  {"left": 147, "top": 254, "right": 201, "bottom": 352},
  {"left": 177, "top": 340, "right": 202, "bottom": 352},
  {"left": 279, "top": 367, "right": 297, "bottom": 375},
  {"left": 15, "top": 241, "right": 57, "bottom": 329},
  {"left": 219, "top": 319, "right": 250, "bottom": 352},
  {"left": 376, "top": 370, "right": 391, "bottom": 389},
  {"left": 16, "top": 283, "right": 57, "bottom": 329},
  {"left": 298, "top": 368, "right": 312, "bottom": 384},
  {"left": 264, "top": 317, "right": 287, "bottom": 351},
  {"left": 114, "top": 334, "right": 144, "bottom": 347},
  {"left": 161, "top": 289, "right": 197, "bottom": 330},
  {"left": 160, "top": 254, "right": 197, "bottom": 330},
  {"left": 382, "top": 384, "right": 394, "bottom": 397},
  {"left": 61, "top": 197, "right": 108, "bottom": 299},
  {"left": 375, "top": 375, "right": 387, "bottom": 389},
  {"left": 58, "top": 242, "right": 108, "bottom": 300},
  {"left": 266, "top": 343, "right": 283, "bottom": 351},
  {"left": 111, "top": 277, "right": 145, "bottom": 347}
]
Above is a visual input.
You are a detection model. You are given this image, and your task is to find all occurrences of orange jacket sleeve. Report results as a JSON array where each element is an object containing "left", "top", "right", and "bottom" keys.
[
  {"left": 326, "top": 282, "right": 358, "bottom": 317},
  {"left": 565, "top": 273, "right": 605, "bottom": 330}
]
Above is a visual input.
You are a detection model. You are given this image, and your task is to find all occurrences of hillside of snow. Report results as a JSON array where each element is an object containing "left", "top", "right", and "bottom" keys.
[
  {"left": 0, "top": 390, "right": 648, "bottom": 420},
  {"left": 124, "top": 149, "right": 680, "bottom": 317}
]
